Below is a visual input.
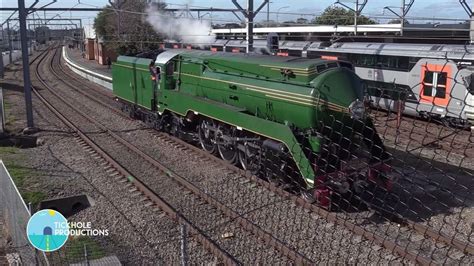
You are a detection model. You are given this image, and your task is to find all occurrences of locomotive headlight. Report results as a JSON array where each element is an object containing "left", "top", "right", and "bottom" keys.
[{"left": 349, "top": 99, "right": 365, "bottom": 120}]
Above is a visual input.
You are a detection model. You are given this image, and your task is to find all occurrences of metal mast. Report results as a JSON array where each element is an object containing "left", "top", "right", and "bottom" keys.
[
  {"left": 335, "top": 0, "right": 368, "bottom": 35},
  {"left": 18, "top": 0, "right": 35, "bottom": 129},
  {"left": 232, "top": 0, "right": 269, "bottom": 53},
  {"left": 459, "top": 0, "right": 474, "bottom": 43},
  {"left": 384, "top": 0, "right": 414, "bottom": 36}
]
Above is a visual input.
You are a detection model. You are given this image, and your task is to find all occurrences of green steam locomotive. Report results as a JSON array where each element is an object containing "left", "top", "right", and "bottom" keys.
[{"left": 112, "top": 50, "right": 391, "bottom": 206}]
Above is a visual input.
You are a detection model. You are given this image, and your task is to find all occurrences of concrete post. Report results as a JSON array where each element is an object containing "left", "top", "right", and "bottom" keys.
[{"left": 18, "top": 0, "right": 35, "bottom": 129}]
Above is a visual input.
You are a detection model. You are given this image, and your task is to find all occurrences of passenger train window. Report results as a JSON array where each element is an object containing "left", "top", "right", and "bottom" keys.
[
  {"left": 422, "top": 71, "right": 447, "bottom": 99},
  {"left": 347, "top": 54, "right": 411, "bottom": 71},
  {"left": 423, "top": 72, "right": 434, "bottom": 83},
  {"left": 437, "top": 72, "right": 447, "bottom": 85},
  {"left": 469, "top": 74, "right": 474, "bottom": 94}
]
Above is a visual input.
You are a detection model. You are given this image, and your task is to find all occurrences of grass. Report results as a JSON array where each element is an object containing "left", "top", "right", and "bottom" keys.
[
  {"left": 0, "top": 97, "right": 46, "bottom": 207},
  {"left": 64, "top": 236, "right": 106, "bottom": 263},
  {"left": 0, "top": 147, "right": 45, "bottom": 206},
  {"left": 0, "top": 146, "right": 29, "bottom": 187},
  {"left": 0, "top": 146, "right": 20, "bottom": 155},
  {"left": 23, "top": 191, "right": 47, "bottom": 206},
  {"left": 5, "top": 163, "right": 45, "bottom": 206},
  {"left": 5, "top": 163, "right": 31, "bottom": 187},
  {"left": 3, "top": 101, "right": 15, "bottom": 126}
]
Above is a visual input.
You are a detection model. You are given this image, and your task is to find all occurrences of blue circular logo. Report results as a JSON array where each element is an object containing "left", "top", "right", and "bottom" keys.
[{"left": 27, "top": 209, "right": 69, "bottom": 252}]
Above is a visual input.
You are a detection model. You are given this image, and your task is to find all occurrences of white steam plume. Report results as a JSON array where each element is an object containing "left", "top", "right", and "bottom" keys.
[{"left": 145, "top": 5, "right": 216, "bottom": 45}]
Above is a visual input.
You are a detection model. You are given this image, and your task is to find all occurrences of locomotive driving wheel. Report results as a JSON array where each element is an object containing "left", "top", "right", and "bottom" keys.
[
  {"left": 216, "top": 124, "right": 238, "bottom": 165},
  {"left": 238, "top": 143, "right": 261, "bottom": 175},
  {"left": 198, "top": 119, "right": 217, "bottom": 154}
]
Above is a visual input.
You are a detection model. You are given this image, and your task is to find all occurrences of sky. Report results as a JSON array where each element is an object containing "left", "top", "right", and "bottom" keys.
[{"left": 0, "top": 0, "right": 469, "bottom": 36}]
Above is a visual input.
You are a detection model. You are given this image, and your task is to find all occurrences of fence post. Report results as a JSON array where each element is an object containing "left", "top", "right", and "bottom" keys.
[
  {"left": 84, "top": 244, "right": 89, "bottom": 266},
  {"left": 180, "top": 224, "right": 188, "bottom": 266},
  {"left": 0, "top": 53, "right": 4, "bottom": 79},
  {"left": 0, "top": 87, "right": 5, "bottom": 134},
  {"left": 395, "top": 100, "right": 404, "bottom": 145}
]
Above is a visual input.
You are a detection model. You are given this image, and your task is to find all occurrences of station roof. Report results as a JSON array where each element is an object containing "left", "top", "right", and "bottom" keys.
[{"left": 211, "top": 24, "right": 402, "bottom": 34}]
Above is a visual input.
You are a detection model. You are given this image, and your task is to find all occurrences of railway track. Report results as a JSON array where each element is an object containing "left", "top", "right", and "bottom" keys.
[
  {"left": 29, "top": 45, "right": 472, "bottom": 264},
  {"left": 370, "top": 108, "right": 473, "bottom": 163},
  {"left": 31, "top": 47, "right": 237, "bottom": 264},
  {"left": 52, "top": 47, "right": 474, "bottom": 263},
  {"left": 34, "top": 46, "right": 316, "bottom": 264}
]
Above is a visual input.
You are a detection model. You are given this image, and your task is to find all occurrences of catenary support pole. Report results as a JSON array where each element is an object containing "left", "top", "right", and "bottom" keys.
[
  {"left": 401, "top": 0, "right": 405, "bottom": 36},
  {"left": 7, "top": 20, "right": 13, "bottom": 64},
  {"left": 0, "top": 29, "right": 4, "bottom": 78},
  {"left": 18, "top": 0, "right": 35, "bottom": 129},
  {"left": 0, "top": 51, "right": 4, "bottom": 79},
  {"left": 267, "top": 1, "right": 270, "bottom": 24},
  {"left": 354, "top": 0, "right": 358, "bottom": 35},
  {"left": 246, "top": 0, "right": 254, "bottom": 53}
]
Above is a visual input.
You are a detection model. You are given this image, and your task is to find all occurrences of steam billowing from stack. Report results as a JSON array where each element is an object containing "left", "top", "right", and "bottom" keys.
[{"left": 145, "top": 5, "right": 216, "bottom": 46}]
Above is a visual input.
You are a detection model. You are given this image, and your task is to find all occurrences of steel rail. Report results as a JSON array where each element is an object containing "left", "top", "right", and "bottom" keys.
[
  {"left": 31, "top": 47, "right": 238, "bottom": 265},
  {"left": 42, "top": 47, "right": 314, "bottom": 265},
  {"left": 59, "top": 47, "right": 473, "bottom": 263}
]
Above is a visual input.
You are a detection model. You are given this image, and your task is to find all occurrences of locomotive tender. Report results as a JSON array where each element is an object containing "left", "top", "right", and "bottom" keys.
[{"left": 113, "top": 50, "right": 391, "bottom": 206}]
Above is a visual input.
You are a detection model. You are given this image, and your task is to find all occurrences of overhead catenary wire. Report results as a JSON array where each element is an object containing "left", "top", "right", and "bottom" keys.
[
  {"left": 0, "top": 0, "right": 471, "bottom": 33},
  {"left": 28, "top": 0, "right": 468, "bottom": 25}
]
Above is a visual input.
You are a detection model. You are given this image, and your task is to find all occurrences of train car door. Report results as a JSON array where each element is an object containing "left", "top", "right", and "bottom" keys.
[{"left": 420, "top": 64, "right": 452, "bottom": 107}]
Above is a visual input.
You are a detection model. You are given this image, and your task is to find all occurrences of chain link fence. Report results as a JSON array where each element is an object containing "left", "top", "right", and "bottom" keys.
[
  {"left": 65, "top": 44, "right": 474, "bottom": 263},
  {"left": 0, "top": 161, "right": 45, "bottom": 265},
  {"left": 153, "top": 48, "right": 474, "bottom": 264},
  {"left": 245, "top": 53, "right": 474, "bottom": 263},
  {"left": 5, "top": 43, "right": 473, "bottom": 264}
]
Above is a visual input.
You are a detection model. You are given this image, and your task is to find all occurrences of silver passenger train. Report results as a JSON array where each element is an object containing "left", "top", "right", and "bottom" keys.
[{"left": 204, "top": 40, "right": 474, "bottom": 127}]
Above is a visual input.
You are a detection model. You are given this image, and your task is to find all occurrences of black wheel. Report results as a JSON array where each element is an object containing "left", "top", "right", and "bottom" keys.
[
  {"left": 301, "top": 189, "right": 316, "bottom": 204},
  {"left": 238, "top": 144, "right": 261, "bottom": 174},
  {"left": 216, "top": 124, "right": 238, "bottom": 165},
  {"left": 198, "top": 119, "right": 216, "bottom": 154},
  {"left": 169, "top": 115, "right": 181, "bottom": 137}
]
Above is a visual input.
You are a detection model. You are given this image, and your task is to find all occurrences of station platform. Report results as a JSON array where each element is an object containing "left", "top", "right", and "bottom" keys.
[
  {"left": 63, "top": 47, "right": 112, "bottom": 90},
  {"left": 65, "top": 48, "right": 112, "bottom": 78}
]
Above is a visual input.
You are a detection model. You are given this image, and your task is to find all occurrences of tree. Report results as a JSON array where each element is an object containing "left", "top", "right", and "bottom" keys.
[
  {"left": 296, "top": 18, "right": 309, "bottom": 24},
  {"left": 312, "top": 6, "right": 377, "bottom": 25},
  {"left": 93, "top": 5, "right": 114, "bottom": 38},
  {"left": 93, "top": 0, "right": 167, "bottom": 55}
]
